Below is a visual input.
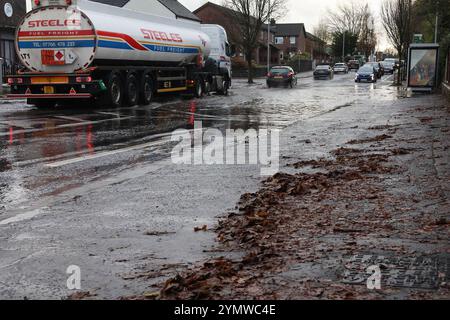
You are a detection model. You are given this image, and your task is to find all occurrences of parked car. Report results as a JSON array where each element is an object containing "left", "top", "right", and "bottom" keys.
[
  {"left": 381, "top": 60, "right": 395, "bottom": 74},
  {"left": 266, "top": 66, "right": 297, "bottom": 88},
  {"left": 355, "top": 65, "right": 377, "bottom": 83},
  {"left": 333, "top": 63, "right": 349, "bottom": 74},
  {"left": 348, "top": 60, "right": 360, "bottom": 71},
  {"left": 314, "top": 65, "right": 334, "bottom": 80},
  {"left": 365, "top": 62, "right": 383, "bottom": 78}
]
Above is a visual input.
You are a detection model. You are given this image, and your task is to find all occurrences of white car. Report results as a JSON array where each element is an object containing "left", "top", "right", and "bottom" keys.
[{"left": 333, "top": 63, "right": 349, "bottom": 74}]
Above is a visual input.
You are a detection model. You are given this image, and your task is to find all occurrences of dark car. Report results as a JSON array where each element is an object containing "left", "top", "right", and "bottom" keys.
[
  {"left": 355, "top": 65, "right": 377, "bottom": 83},
  {"left": 314, "top": 65, "right": 334, "bottom": 80},
  {"left": 365, "top": 62, "right": 383, "bottom": 78},
  {"left": 348, "top": 60, "right": 360, "bottom": 71},
  {"left": 267, "top": 66, "right": 297, "bottom": 88},
  {"left": 381, "top": 61, "right": 395, "bottom": 74}
]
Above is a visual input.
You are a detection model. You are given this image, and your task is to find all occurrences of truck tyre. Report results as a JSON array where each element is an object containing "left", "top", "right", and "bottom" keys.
[
  {"left": 221, "top": 79, "right": 229, "bottom": 96},
  {"left": 125, "top": 73, "right": 139, "bottom": 106},
  {"left": 100, "top": 72, "right": 124, "bottom": 108},
  {"left": 140, "top": 73, "right": 154, "bottom": 105},
  {"left": 195, "top": 79, "right": 203, "bottom": 98}
]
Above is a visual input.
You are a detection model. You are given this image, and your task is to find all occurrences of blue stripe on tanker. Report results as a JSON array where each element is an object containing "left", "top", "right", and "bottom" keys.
[
  {"left": 142, "top": 44, "right": 199, "bottom": 54},
  {"left": 18, "top": 40, "right": 95, "bottom": 49},
  {"left": 98, "top": 40, "right": 133, "bottom": 50}
]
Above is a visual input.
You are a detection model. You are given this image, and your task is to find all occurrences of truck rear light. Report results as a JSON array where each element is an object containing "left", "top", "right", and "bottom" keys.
[
  {"left": 7, "top": 78, "right": 23, "bottom": 84},
  {"left": 34, "top": 0, "right": 40, "bottom": 6},
  {"left": 76, "top": 76, "right": 92, "bottom": 83},
  {"left": 66, "top": 0, "right": 72, "bottom": 5}
]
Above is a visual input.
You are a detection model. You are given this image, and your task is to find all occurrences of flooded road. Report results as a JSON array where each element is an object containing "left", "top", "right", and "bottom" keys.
[{"left": 0, "top": 72, "right": 398, "bottom": 299}]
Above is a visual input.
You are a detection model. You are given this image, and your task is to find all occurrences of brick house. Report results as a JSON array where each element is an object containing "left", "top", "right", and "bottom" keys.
[
  {"left": 271, "top": 23, "right": 307, "bottom": 62},
  {"left": 193, "top": 2, "right": 280, "bottom": 66},
  {"left": 0, "top": 0, "right": 26, "bottom": 79}
]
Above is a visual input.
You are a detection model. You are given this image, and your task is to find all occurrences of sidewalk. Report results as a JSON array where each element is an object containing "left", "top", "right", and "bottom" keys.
[{"left": 155, "top": 91, "right": 450, "bottom": 300}]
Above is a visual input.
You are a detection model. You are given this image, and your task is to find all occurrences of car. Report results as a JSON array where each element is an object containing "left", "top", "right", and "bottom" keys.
[
  {"left": 365, "top": 62, "right": 383, "bottom": 78},
  {"left": 355, "top": 65, "right": 377, "bottom": 83},
  {"left": 381, "top": 60, "right": 395, "bottom": 74},
  {"left": 333, "top": 63, "right": 349, "bottom": 74},
  {"left": 266, "top": 66, "right": 298, "bottom": 88},
  {"left": 348, "top": 60, "right": 360, "bottom": 71},
  {"left": 314, "top": 65, "right": 334, "bottom": 80}
]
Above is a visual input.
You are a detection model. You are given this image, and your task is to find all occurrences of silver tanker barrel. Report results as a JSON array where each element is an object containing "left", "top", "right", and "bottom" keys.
[{"left": 17, "top": 0, "right": 212, "bottom": 73}]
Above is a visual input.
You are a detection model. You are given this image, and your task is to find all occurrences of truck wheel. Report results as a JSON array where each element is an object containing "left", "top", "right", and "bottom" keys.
[
  {"left": 195, "top": 79, "right": 203, "bottom": 98},
  {"left": 125, "top": 73, "right": 139, "bottom": 106},
  {"left": 221, "top": 80, "right": 229, "bottom": 96},
  {"left": 103, "top": 72, "right": 124, "bottom": 108},
  {"left": 140, "top": 73, "right": 153, "bottom": 105}
]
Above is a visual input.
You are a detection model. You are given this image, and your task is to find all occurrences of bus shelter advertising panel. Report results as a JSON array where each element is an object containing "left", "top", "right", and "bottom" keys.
[{"left": 408, "top": 44, "right": 439, "bottom": 90}]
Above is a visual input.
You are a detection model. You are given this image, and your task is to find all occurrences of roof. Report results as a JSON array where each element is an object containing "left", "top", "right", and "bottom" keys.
[
  {"left": 157, "top": 0, "right": 200, "bottom": 22},
  {"left": 89, "top": 0, "right": 130, "bottom": 6},
  {"left": 195, "top": 2, "right": 273, "bottom": 32},
  {"left": 306, "top": 32, "right": 325, "bottom": 43},
  {"left": 90, "top": 0, "right": 200, "bottom": 22},
  {"left": 272, "top": 23, "right": 305, "bottom": 37}
]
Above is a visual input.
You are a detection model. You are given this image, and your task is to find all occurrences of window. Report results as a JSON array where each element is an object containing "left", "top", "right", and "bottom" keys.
[
  {"left": 275, "top": 37, "right": 283, "bottom": 44},
  {"left": 290, "top": 37, "right": 296, "bottom": 45}
]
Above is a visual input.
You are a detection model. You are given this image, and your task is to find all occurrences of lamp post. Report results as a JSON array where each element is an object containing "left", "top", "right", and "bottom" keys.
[{"left": 267, "top": 0, "right": 271, "bottom": 74}]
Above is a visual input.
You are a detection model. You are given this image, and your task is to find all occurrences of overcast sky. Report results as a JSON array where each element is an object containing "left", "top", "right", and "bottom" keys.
[{"left": 179, "top": 0, "right": 391, "bottom": 50}]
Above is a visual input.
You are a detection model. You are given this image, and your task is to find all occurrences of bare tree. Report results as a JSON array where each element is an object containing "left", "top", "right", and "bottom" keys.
[
  {"left": 381, "top": 0, "right": 413, "bottom": 85},
  {"left": 313, "top": 19, "right": 331, "bottom": 44},
  {"left": 357, "top": 4, "right": 377, "bottom": 59},
  {"left": 224, "top": 0, "right": 286, "bottom": 83},
  {"left": 327, "top": 1, "right": 366, "bottom": 35}
]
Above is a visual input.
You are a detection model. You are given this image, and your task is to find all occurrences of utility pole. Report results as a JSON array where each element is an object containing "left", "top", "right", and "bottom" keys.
[
  {"left": 342, "top": 31, "right": 345, "bottom": 62},
  {"left": 434, "top": 13, "right": 438, "bottom": 43}
]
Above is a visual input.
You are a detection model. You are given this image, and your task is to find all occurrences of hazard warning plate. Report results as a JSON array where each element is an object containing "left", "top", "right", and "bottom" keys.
[{"left": 41, "top": 50, "right": 66, "bottom": 65}]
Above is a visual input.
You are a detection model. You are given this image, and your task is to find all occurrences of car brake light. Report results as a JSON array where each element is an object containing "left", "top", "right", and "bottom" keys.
[
  {"left": 34, "top": 0, "right": 40, "bottom": 6},
  {"left": 66, "top": 0, "right": 72, "bottom": 5},
  {"left": 267, "top": 72, "right": 272, "bottom": 78}
]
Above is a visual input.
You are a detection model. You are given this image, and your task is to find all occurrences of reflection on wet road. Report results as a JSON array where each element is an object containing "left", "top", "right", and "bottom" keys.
[{"left": 0, "top": 72, "right": 399, "bottom": 299}]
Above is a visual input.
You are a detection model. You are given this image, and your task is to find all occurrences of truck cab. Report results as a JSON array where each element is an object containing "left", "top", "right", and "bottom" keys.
[{"left": 200, "top": 25, "right": 232, "bottom": 83}]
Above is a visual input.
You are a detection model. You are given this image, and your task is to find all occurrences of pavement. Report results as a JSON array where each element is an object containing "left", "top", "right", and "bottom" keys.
[{"left": 0, "top": 72, "right": 449, "bottom": 300}]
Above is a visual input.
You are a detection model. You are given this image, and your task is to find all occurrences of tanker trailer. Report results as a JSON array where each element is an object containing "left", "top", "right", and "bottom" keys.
[{"left": 7, "top": 0, "right": 232, "bottom": 108}]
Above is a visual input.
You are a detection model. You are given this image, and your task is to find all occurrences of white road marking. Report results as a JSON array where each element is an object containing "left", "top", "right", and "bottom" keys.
[
  {"left": 53, "top": 115, "right": 86, "bottom": 122},
  {"left": 0, "top": 208, "right": 45, "bottom": 226},
  {"left": 45, "top": 139, "right": 169, "bottom": 168},
  {"left": 0, "top": 116, "right": 133, "bottom": 137}
]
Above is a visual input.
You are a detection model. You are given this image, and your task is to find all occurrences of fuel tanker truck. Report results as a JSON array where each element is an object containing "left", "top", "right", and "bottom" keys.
[{"left": 7, "top": 0, "right": 232, "bottom": 108}]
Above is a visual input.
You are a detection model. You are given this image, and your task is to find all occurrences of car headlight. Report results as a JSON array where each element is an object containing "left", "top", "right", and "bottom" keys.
[
  {"left": 355, "top": 73, "right": 359, "bottom": 77},
  {"left": 371, "top": 74, "right": 374, "bottom": 77}
]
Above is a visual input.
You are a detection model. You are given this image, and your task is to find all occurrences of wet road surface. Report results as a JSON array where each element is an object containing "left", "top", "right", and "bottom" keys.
[{"left": 0, "top": 72, "right": 398, "bottom": 299}]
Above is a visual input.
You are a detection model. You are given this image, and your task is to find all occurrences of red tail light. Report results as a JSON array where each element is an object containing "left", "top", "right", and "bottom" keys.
[
  {"left": 66, "top": 0, "right": 72, "bottom": 5},
  {"left": 76, "top": 76, "right": 92, "bottom": 83},
  {"left": 34, "top": 0, "right": 40, "bottom": 6},
  {"left": 7, "top": 78, "right": 23, "bottom": 84},
  {"left": 267, "top": 72, "right": 272, "bottom": 78}
]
